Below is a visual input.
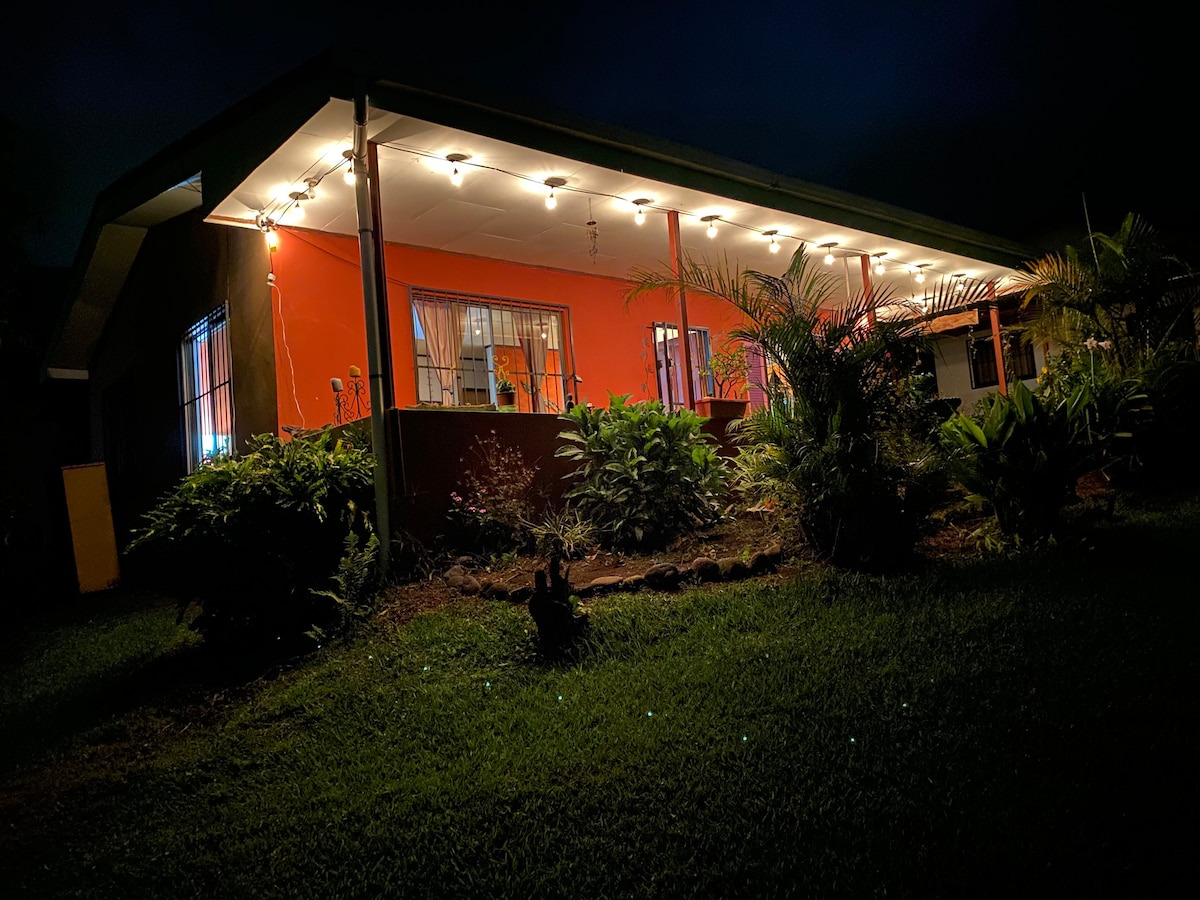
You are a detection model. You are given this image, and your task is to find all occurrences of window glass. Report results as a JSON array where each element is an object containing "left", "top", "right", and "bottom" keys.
[{"left": 180, "top": 305, "right": 233, "bottom": 471}]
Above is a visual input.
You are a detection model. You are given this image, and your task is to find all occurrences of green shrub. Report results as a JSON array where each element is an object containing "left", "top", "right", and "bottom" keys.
[
  {"left": 627, "top": 245, "right": 972, "bottom": 570},
  {"left": 556, "top": 393, "right": 726, "bottom": 549},
  {"left": 941, "top": 381, "right": 1092, "bottom": 545},
  {"left": 526, "top": 507, "right": 596, "bottom": 561},
  {"left": 127, "top": 429, "right": 376, "bottom": 648}
]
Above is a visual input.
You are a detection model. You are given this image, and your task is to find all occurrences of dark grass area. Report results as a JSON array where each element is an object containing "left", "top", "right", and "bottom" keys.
[{"left": 1, "top": 491, "right": 1196, "bottom": 898}]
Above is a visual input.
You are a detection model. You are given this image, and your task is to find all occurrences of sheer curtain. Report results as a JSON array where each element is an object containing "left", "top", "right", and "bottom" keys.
[
  {"left": 516, "top": 320, "right": 548, "bottom": 413},
  {"left": 414, "top": 298, "right": 464, "bottom": 405}
]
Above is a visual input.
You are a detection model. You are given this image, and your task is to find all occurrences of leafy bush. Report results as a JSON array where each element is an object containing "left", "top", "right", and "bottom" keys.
[
  {"left": 127, "top": 429, "right": 377, "bottom": 648},
  {"left": 556, "top": 393, "right": 726, "bottom": 549},
  {"left": 629, "top": 247, "right": 965, "bottom": 569},
  {"left": 941, "top": 381, "right": 1093, "bottom": 545},
  {"left": 1015, "top": 213, "right": 1200, "bottom": 486},
  {"left": 445, "top": 432, "right": 539, "bottom": 554}
]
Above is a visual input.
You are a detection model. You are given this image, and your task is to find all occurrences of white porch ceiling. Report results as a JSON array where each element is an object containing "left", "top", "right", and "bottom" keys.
[{"left": 207, "top": 98, "right": 1019, "bottom": 302}]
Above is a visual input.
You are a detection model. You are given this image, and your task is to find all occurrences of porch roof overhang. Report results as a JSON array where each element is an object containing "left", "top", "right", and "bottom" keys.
[{"left": 46, "top": 46, "right": 1039, "bottom": 375}]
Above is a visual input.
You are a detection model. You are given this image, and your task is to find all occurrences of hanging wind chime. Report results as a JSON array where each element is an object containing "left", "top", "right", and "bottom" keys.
[{"left": 586, "top": 199, "right": 599, "bottom": 265}]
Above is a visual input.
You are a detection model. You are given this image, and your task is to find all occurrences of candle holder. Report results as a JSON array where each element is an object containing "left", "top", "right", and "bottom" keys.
[{"left": 332, "top": 367, "right": 370, "bottom": 424}]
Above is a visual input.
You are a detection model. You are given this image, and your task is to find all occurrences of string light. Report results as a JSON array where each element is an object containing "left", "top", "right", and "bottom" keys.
[
  {"left": 544, "top": 177, "right": 566, "bottom": 209},
  {"left": 447, "top": 153, "right": 469, "bottom": 187},
  {"left": 259, "top": 138, "right": 994, "bottom": 290}
]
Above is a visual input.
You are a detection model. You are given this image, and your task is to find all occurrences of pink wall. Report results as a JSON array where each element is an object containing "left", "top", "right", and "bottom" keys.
[{"left": 267, "top": 228, "right": 742, "bottom": 431}]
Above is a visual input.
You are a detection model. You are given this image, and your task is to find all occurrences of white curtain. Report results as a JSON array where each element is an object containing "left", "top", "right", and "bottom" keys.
[{"left": 414, "top": 298, "right": 463, "bottom": 405}]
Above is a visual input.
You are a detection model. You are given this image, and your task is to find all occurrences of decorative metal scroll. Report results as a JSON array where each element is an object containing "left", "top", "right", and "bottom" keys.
[{"left": 332, "top": 368, "right": 370, "bottom": 424}]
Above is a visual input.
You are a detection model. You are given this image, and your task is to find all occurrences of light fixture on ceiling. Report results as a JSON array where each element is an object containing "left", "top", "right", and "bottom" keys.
[
  {"left": 914, "top": 264, "right": 927, "bottom": 285},
  {"left": 874, "top": 253, "right": 887, "bottom": 275},
  {"left": 702, "top": 214, "right": 720, "bottom": 239},
  {"left": 342, "top": 149, "right": 355, "bottom": 185},
  {"left": 764, "top": 229, "right": 780, "bottom": 253},
  {"left": 257, "top": 215, "right": 279, "bottom": 252},
  {"left": 544, "top": 176, "right": 566, "bottom": 209},
  {"left": 953, "top": 272, "right": 966, "bottom": 292},
  {"left": 821, "top": 242, "right": 838, "bottom": 265},
  {"left": 632, "top": 197, "right": 652, "bottom": 225},
  {"left": 446, "top": 153, "right": 469, "bottom": 187}
]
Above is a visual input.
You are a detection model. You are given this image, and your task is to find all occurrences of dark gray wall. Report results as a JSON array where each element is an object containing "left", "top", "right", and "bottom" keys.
[{"left": 90, "top": 210, "right": 276, "bottom": 540}]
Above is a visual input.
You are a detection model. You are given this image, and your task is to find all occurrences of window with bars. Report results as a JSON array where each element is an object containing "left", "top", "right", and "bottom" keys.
[
  {"left": 968, "top": 333, "right": 1036, "bottom": 390},
  {"left": 411, "top": 289, "right": 572, "bottom": 413},
  {"left": 180, "top": 305, "right": 233, "bottom": 471}
]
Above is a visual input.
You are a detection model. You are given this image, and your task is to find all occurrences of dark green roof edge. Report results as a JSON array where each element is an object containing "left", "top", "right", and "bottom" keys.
[{"left": 328, "top": 48, "right": 1035, "bottom": 268}]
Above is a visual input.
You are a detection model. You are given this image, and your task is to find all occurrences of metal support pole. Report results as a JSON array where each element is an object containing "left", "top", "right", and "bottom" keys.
[
  {"left": 987, "top": 281, "right": 1007, "bottom": 397},
  {"left": 666, "top": 210, "right": 695, "bottom": 411},
  {"left": 352, "top": 91, "right": 391, "bottom": 574}
]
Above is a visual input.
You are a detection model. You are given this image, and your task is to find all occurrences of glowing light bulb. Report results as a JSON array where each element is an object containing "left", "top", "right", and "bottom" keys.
[
  {"left": 825, "top": 251, "right": 835, "bottom": 265},
  {"left": 450, "top": 166, "right": 463, "bottom": 187},
  {"left": 265, "top": 230, "right": 279, "bottom": 252},
  {"left": 822, "top": 243, "right": 838, "bottom": 265},
  {"left": 875, "top": 257, "right": 886, "bottom": 275},
  {"left": 545, "top": 188, "right": 557, "bottom": 210},
  {"left": 632, "top": 198, "right": 652, "bottom": 225},
  {"left": 707, "top": 222, "right": 717, "bottom": 238},
  {"left": 915, "top": 267, "right": 926, "bottom": 285},
  {"left": 765, "top": 230, "right": 780, "bottom": 253},
  {"left": 343, "top": 167, "right": 356, "bottom": 186}
]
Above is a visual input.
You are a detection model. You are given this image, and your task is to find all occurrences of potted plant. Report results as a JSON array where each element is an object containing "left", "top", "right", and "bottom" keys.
[
  {"left": 494, "top": 356, "right": 517, "bottom": 409},
  {"left": 695, "top": 342, "right": 750, "bottom": 418}
]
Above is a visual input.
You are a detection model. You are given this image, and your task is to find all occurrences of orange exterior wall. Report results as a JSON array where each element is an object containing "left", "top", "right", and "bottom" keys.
[{"left": 266, "top": 228, "right": 742, "bottom": 431}]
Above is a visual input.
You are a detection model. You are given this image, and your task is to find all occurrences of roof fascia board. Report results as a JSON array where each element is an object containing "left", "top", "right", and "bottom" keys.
[{"left": 356, "top": 75, "right": 1035, "bottom": 269}]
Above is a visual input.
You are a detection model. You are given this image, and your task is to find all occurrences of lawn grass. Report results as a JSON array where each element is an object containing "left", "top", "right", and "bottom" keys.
[{"left": 1, "top": 491, "right": 1196, "bottom": 898}]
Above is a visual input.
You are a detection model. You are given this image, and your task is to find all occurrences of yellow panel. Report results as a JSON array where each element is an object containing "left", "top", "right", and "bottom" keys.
[{"left": 61, "top": 463, "right": 121, "bottom": 593}]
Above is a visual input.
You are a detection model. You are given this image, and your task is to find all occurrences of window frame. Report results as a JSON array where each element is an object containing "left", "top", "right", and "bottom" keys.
[
  {"left": 409, "top": 287, "right": 575, "bottom": 413},
  {"left": 967, "top": 333, "right": 1036, "bottom": 390},
  {"left": 179, "top": 304, "right": 234, "bottom": 472}
]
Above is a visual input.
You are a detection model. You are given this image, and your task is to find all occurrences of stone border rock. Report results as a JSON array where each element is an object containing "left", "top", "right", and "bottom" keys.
[{"left": 440, "top": 543, "right": 784, "bottom": 602}]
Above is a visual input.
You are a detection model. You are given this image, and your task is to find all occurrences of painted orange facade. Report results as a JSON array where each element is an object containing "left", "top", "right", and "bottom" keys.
[{"left": 267, "top": 228, "right": 743, "bottom": 431}]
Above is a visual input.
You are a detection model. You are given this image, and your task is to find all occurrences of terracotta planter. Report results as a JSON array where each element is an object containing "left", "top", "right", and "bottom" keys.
[
  {"left": 695, "top": 397, "right": 748, "bottom": 418},
  {"left": 496, "top": 390, "right": 517, "bottom": 409}
]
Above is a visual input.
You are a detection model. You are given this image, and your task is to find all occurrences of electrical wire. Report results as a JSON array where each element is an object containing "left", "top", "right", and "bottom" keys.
[{"left": 271, "top": 280, "right": 306, "bottom": 428}]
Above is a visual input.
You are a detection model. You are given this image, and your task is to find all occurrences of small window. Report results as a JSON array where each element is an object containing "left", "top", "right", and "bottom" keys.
[
  {"left": 180, "top": 306, "right": 234, "bottom": 471},
  {"left": 968, "top": 334, "right": 1036, "bottom": 390}
]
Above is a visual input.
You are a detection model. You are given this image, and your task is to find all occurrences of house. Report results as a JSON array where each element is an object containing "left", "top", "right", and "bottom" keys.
[{"left": 45, "top": 48, "right": 1040, "bottom": 562}]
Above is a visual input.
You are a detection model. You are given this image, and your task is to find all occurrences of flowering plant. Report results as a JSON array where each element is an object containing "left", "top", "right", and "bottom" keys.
[{"left": 445, "top": 431, "right": 539, "bottom": 553}]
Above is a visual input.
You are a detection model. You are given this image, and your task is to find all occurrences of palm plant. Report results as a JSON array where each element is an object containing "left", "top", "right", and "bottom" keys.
[
  {"left": 1012, "top": 213, "right": 1197, "bottom": 370},
  {"left": 627, "top": 246, "right": 989, "bottom": 569},
  {"left": 1012, "top": 214, "right": 1200, "bottom": 482}
]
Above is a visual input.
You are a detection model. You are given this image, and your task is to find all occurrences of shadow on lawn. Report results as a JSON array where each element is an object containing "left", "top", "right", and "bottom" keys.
[{"left": 0, "top": 594, "right": 318, "bottom": 776}]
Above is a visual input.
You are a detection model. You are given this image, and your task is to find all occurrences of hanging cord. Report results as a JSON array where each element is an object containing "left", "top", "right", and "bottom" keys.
[{"left": 270, "top": 277, "right": 306, "bottom": 428}]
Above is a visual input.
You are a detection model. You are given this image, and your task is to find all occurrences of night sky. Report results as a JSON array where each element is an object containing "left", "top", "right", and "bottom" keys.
[{"left": 5, "top": 0, "right": 1195, "bottom": 269}]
